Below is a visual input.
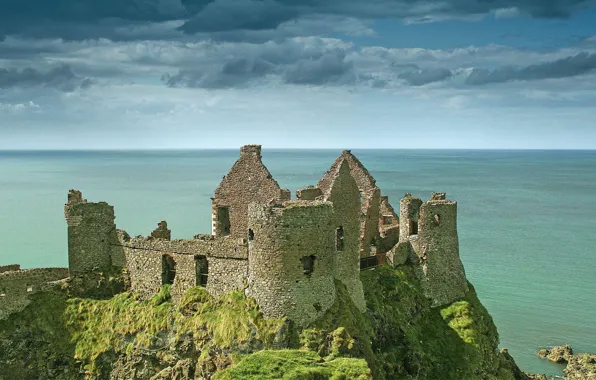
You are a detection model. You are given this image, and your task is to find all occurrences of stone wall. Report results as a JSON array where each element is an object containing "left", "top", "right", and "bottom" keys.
[
  {"left": 247, "top": 201, "right": 337, "bottom": 327},
  {"left": 322, "top": 160, "right": 366, "bottom": 311},
  {"left": 212, "top": 145, "right": 291, "bottom": 239},
  {"left": 406, "top": 194, "right": 469, "bottom": 307},
  {"left": 0, "top": 265, "right": 20, "bottom": 274},
  {"left": 399, "top": 194, "right": 423, "bottom": 242},
  {"left": 65, "top": 190, "right": 117, "bottom": 276},
  {"left": 119, "top": 234, "right": 248, "bottom": 301},
  {"left": 318, "top": 150, "right": 383, "bottom": 257},
  {"left": 0, "top": 267, "right": 69, "bottom": 319}
]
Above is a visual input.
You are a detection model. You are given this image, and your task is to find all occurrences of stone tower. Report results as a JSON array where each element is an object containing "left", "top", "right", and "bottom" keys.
[
  {"left": 399, "top": 192, "right": 468, "bottom": 307},
  {"left": 246, "top": 201, "right": 337, "bottom": 327},
  {"left": 64, "top": 190, "right": 117, "bottom": 276}
]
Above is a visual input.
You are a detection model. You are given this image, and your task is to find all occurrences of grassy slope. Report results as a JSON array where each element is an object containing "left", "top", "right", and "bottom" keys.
[{"left": 0, "top": 264, "right": 523, "bottom": 379}]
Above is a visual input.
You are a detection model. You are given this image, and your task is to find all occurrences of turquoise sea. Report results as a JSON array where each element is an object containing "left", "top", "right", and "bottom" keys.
[{"left": 1, "top": 149, "right": 595, "bottom": 376}]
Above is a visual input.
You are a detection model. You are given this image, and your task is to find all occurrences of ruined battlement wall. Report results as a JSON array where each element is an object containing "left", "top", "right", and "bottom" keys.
[
  {"left": 323, "top": 160, "right": 366, "bottom": 311},
  {"left": 0, "top": 264, "right": 20, "bottom": 274},
  {"left": 120, "top": 234, "right": 248, "bottom": 300},
  {"left": 0, "top": 267, "right": 69, "bottom": 319},
  {"left": 399, "top": 195, "right": 424, "bottom": 242},
  {"left": 296, "top": 186, "right": 323, "bottom": 200},
  {"left": 65, "top": 198, "right": 117, "bottom": 276},
  {"left": 212, "top": 145, "right": 291, "bottom": 239},
  {"left": 247, "top": 201, "right": 337, "bottom": 327},
  {"left": 398, "top": 193, "right": 468, "bottom": 307}
]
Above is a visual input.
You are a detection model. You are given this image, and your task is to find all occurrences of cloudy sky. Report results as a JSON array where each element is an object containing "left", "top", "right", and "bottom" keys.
[{"left": 1, "top": 0, "right": 596, "bottom": 149}]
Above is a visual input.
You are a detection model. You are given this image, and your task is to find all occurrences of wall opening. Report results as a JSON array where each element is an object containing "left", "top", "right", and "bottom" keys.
[
  {"left": 335, "top": 226, "right": 344, "bottom": 251},
  {"left": 434, "top": 214, "right": 441, "bottom": 225},
  {"left": 370, "top": 237, "right": 378, "bottom": 255},
  {"left": 248, "top": 228, "right": 255, "bottom": 241},
  {"left": 382, "top": 215, "right": 393, "bottom": 225},
  {"left": 409, "top": 219, "right": 418, "bottom": 236},
  {"left": 26, "top": 284, "right": 33, "bottom": 293},
  {"left": 0, "top": 287, "right": 5, "bottom": 297},
  {"left": 216, "top": 206, "right": 231, "bottom": 236},
  {"left": 195, "top": 255, "right": 208, "bottom": 287},
  {"left": 161, "top": 254, "right": 176, "bottom": 285},
  {"left": 300, "top": 255, "right": 316, "bottom": 275},
  {"left": 359, "top": 190, "right": 363, "bottom": 203}
]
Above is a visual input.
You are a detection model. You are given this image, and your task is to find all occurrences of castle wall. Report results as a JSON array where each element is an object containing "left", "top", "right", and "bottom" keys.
[
  {"left": 119, "top": 235, "right": 248, "bottom": 301},
  {"left": 247, "top": 202, "right": 337, "bottom": 327},
  {"left": 399, "top": 195, "right": 423, "bottom": 242},
  {"left": 379, "top": 196, "right": 400, "bottom": 253},
  {"left": 0, "top": 267, "right": 69, "bottom": 319},
  {"left": 65, "top": 196, "right": 118, "bottom": 276},
  {"left": 409, "top": 196, "right": 468, "bottom": 307},
  {"left": 0, "top": 265, "right": 20, "bottom": 274},
  {"left": 317, "top": 150, "right": 383, "bottom": 257},
  {"left": 212, "top": 145, "right": 290, "bottom": 239},
  {"left": 323, "top": 161, "right": 366, "bottom": 311}
]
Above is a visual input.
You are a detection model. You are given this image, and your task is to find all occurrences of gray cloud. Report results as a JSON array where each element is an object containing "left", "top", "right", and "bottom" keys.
[
  {"left": 398, "top": 68, "right": 453, "bottom": 85},
  {"left": 0, "top": 64, "right": 92, "bottom": 91},
  {"left": 1, "top": 0, "right": 595, "bottom": 41},
  {"left": 465, "top": 52, "right": 596, "bottom": 84},
  {"left": 163, "top": 47, "right": 356, "bottom": 88}
]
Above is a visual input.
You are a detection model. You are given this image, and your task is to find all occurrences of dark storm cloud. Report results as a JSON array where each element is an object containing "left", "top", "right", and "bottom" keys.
[
  {"left": 465, "top": 52, "right": 596, "bottom": 84},
  {"left": 1, "top": 0, "right": 595, "bottom": 41},
  {"left": 162, "top": 47, "right": 356, "bottom": 88},
  {"left": 398, "top": 68, "right": 453, "bottom": 85},
  {"left": 0, "top": 64, "right": 92, "bottom": 91}
]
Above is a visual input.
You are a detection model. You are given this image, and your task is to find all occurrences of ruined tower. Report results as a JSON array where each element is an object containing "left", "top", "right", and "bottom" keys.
[
  {"left": 246, "top": 201, "right": 337, "bottom": 327},
  {"left": 212, "top": 145, "right": 290, "bottom": 239},
  {"left": 399, "top": 192, "right": 468, "bottom": 307},
  {"left": 64, "top": 190, "right": 117, "bottom": 276}
]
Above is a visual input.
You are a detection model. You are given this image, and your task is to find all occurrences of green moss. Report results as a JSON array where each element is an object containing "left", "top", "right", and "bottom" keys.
[
  {"left": 212, "top": 349, "right": 371, "bottom": 380},
  {"left": 359, "top": 265, "right": 515, "bottom": 380},
  {"left": 64, "top": 285, "right": 285, "bottom": 375}
]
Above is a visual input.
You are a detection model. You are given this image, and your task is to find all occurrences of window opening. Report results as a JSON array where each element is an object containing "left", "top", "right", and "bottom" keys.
[
  {"left": 300, "top": 255, "right": 316, "bottom": 275},
  {"left": 335, "top": 226, "right": 344, "bottom": 251},
  {"left": 161, "top": 254, "right": 176, "bottom": 285},
  {"left": 195, "top": 255, "right": 208, "bottom": 287},
  {"left": 248, "top": 228, "right": 255, "bottom": 241}
]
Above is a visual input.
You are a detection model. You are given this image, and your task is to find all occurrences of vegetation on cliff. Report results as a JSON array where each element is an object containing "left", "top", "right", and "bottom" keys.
[{"left": 0, "top": 264, "right": 529, "bottom": 379}]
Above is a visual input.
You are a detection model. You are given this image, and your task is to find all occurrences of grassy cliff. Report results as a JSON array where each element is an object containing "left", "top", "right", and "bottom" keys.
[{"left": 0, "top": 264, "right": 527, "bottom": 379}]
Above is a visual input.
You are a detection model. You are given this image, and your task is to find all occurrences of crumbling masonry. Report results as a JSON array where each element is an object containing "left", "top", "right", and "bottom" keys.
[{"left": 0, "top": 145, "right": 469, "bottom": 326}]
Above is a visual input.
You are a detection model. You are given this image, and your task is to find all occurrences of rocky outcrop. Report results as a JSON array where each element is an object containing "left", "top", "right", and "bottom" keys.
[
  {"left": 565, "top": 353, "right": 596, "bottom": 379},
  {"left": 536, "top": 345, "right": 596, "bottom": 380},
  {"left": 537, "top": 344, "right": 573, "bottom": 363}
]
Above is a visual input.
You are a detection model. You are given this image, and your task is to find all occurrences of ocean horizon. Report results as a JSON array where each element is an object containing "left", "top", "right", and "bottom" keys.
[{"left": 1, "top": 148, "right": 595, "bottom": 377}]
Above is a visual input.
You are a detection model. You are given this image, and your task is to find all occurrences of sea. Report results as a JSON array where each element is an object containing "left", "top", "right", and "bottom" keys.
[{"left": 1, "top": 149, "right": 595, "bottom": 377}]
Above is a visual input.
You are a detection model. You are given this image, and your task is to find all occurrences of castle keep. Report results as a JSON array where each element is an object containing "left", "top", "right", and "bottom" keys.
[{"left": 1, "top": 145, "right": 469, "bottom": 326}]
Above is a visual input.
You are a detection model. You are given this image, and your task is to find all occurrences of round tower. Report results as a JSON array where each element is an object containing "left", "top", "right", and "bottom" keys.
[{"left": 246, "top": 201, "right": 336, "bottom": 327}]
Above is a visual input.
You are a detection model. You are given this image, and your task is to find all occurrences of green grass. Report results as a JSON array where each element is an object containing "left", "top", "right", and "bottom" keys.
[
  {"left": 64, "top": 285, "right": 285, "bottom": 375},
  {"left": 212, "top": 349, "right": 371, "bottom": 380}
]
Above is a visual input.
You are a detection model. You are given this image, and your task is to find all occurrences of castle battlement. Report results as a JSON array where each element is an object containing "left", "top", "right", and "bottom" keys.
[{"left": 1, "top": 145, "right": 470, "bottom": 325}]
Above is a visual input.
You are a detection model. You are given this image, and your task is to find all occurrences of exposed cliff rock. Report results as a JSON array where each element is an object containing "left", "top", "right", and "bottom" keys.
[
  {"left": 536, "top": 345, "right": 596, "bottom": 380},
  {"left": 0, "top": 264, "right": 529, "bottom": 380}
]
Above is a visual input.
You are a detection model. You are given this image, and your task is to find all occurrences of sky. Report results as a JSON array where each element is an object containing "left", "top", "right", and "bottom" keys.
[{"left": 1, "top": 0, "right": 596, "bottom": 149}]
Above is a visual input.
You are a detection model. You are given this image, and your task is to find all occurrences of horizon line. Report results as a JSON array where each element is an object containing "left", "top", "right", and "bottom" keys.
[{"left": 1, "top": 147, "right": 596, "bottom": 152}]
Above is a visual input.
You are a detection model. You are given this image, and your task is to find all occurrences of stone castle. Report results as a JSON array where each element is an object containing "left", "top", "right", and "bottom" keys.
[{"left": 0, "top": 145, "right": 469, "bottom": 326}]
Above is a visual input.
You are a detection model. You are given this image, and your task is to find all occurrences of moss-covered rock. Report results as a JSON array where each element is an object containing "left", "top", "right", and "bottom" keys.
[{"left": 0, "top": 264, "right": 529, "bottom": 380}]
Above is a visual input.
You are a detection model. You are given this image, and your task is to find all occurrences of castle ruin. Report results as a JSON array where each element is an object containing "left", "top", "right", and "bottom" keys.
[{"left": 1, "top": 145, "right": 469, "bottom": 326}]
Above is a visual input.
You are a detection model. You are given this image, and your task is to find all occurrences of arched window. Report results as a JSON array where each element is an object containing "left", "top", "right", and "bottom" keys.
[
  {"left": 434, "top": 214, "right": 441, "bottom": 225},
  {"left": 335, "top": 226, "right": 344, "bottom": 251}
]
